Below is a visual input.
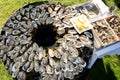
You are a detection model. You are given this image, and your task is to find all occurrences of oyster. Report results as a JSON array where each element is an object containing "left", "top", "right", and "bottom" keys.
[
  {"left": 106, "top": 15, "right": 120, "bottom": 39},
  {"left": 92, "top": 19, "right": 119, "bottom": 47},
  {"left": 48, "top": 48, "right": 55, "bottom": 57},
  {"left": 0, "top": 1, "right": 94, "bottom": 80}
]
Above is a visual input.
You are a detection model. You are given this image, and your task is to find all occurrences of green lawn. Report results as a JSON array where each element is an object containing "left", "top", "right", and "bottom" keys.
[{"left": 0, "top": 0, "right": 120, "bottom": 80}]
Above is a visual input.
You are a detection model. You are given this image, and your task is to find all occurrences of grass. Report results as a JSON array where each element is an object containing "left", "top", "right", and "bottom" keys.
[
  {"left": 103, "top": 55, "right": 120, "bottom": 80},
  {"left": 0, "top": 0, "right": 120, "bottom": 80},
  {"left": 0, "top": 59, "right": 13, "bottom": 80}
]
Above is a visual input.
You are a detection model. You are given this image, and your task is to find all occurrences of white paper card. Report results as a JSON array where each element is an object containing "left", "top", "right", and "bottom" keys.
[{"left": 70, "top": 14, "right": 93, "bottom": 34}]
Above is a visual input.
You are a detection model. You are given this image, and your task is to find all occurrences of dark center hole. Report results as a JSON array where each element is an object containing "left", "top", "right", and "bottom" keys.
[
  {"left": 32, "top": 24, "right": 57, "bottom": 48},
  {"left": 117, "top": 3, "right": 120, "bottom": 9}
]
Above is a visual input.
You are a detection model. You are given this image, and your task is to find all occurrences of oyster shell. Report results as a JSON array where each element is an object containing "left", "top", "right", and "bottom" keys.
[{"left": 0, "top": 1, "right": 94, "bottom": 80}]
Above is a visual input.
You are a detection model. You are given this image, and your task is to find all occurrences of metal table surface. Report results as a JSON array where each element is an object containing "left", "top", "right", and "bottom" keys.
[{"left": 87, "top": 41, "right": 120, "bottom": 68}]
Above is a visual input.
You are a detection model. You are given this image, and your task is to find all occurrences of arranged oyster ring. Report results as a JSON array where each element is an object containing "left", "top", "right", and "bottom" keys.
[{"left": 0, "top": 1, "right": 94, "bottom": 80}]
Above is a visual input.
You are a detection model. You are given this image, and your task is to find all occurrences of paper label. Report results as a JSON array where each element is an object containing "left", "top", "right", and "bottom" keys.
[{"left": 70, "top": 14, "right": 93, "bottom": 34}]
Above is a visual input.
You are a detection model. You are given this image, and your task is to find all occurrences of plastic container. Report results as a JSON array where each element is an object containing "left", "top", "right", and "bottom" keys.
[
  {"left": 73, "top": 1, "right": 100, "bottom": 21},
  {"left": 92, "top": 19, "right": 119, "bottom": 48},
  {"left": 105, "top": 15, "right": 120, "bottom": 39}
]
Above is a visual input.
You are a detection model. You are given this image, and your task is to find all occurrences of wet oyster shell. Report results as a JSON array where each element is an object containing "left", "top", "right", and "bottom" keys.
[{"left": 0, "top": 1, "right": 94, "bottom": 80}]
